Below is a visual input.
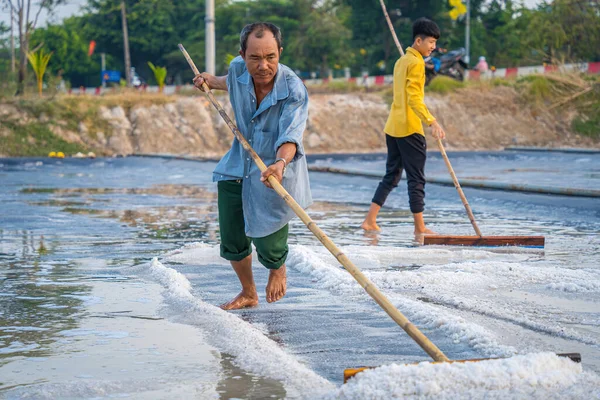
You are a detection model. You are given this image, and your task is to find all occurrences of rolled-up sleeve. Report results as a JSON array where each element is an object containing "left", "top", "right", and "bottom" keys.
[
  {"left": 406, "top": 62, "right": 436, "bottom": 126},
  {"left": 275, "top": 87, "right": 308, "bottom": 162}
]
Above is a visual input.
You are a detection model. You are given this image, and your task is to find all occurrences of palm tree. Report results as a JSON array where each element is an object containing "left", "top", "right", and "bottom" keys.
[
  {"left": 147, "top": 62, "right": 167, "bottom": 92},
  {"left": 27, "top": 49, "right": 53, "bottom": 97}
]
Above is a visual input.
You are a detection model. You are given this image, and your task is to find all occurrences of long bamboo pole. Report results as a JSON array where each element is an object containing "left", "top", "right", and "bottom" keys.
[
  {"left": 378, "top": 1, "right": 483, "bottom": 237},
  {"left": 379, "top": 0, "right": 404, "bottom": 57},
  {"left": 435, "top": 138, "right": 482, "bottom": 236},
  {"left": 178, "top": 43, "right": 449, "bottom": 363}
]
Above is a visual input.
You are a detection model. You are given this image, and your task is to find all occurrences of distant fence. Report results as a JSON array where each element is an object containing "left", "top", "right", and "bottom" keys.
[
  {"left": 467, "top": 61, "right": 600, "bottom": 80},
  {"left": 71, "top": 61, "right": 600, "bottom": 95}
]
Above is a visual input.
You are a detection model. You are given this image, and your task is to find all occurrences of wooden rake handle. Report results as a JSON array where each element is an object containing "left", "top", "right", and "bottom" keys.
[
  {"left": 378, "top": 1, "right": 483, "bottom": 237},
  {"left": 178, "top": 43, "right": 449, "bottom": 363},
  {"left": 435, "top": 137, "right": 483, "bottom": 236},
  {"left": 379, "top": 0, "right": 404, "bottom": 57}
]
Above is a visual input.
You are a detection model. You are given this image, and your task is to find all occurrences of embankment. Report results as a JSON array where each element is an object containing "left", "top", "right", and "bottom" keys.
[{"left": 0, "top": 85, "right": 598, "bottom": 157}]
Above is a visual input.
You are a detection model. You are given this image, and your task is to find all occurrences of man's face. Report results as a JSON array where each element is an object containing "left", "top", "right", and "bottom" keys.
[
  {"left": 241, "top": 31, "right": 282, "bottom": 86},
  {"left": 415, "top": 36, "right": 437, "bottom": 57}
]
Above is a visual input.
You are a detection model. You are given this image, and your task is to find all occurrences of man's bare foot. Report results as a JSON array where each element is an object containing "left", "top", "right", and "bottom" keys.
[
  {"left": 266, "top": 265, "right": 287, "bottom": 303},
  {"left": 361, "top": 220, "right": 381, "bottom": 231},
  {"left": 414, "top": 227, "right": 437, "bottom": 236},
  {"left": 414, "top": 228, "right": 437, "bottom": 245},
  {"left": 220, "top": 290, "right": 259, "bottom": 310}
]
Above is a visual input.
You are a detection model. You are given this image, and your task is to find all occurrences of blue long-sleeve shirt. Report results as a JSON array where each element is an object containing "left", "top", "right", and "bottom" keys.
[{"left": 212, "top": 56, "right": 312, "bottom": 238}]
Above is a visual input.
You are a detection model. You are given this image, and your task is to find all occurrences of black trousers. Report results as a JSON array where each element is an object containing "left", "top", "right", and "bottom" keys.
[{"left": 372, "top": 133, "right": 427, "bottom": 214}]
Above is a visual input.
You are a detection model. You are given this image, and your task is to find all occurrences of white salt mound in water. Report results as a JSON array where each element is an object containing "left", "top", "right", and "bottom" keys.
[
  {"left": 160, "top": 243, "right": 600, "bottom": 399},
  {"left": 147, "top": 257, "right": 335, "bottom": 398},
  {"left": 318, "top": 353, "right": 600, "bottom": 400}
]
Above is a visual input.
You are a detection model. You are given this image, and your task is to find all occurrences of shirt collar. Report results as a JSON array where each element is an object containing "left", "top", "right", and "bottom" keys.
[
  {"left": 407, "top": 47, "right": 424, "bottom": 60},
  {"left": 273, "top": 66, "right": 289, "bottom": 101},
  {"left": 236, "top": 64, "right": 289, "bottom": 102}
]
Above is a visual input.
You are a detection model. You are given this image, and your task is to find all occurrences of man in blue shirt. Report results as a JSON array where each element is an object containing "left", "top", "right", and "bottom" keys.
[{"left": 193, "top": 22, "right": 312, "bottom": 310}]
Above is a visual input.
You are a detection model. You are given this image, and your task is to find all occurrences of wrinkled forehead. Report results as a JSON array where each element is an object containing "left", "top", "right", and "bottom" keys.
[{"left": 245, "top": 31, "right": 280, "bottom": 56}]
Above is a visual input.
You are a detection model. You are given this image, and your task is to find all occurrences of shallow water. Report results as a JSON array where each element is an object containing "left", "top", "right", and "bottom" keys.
[{"left": 0, "top": 153, "right": 599, "bottom": 399}]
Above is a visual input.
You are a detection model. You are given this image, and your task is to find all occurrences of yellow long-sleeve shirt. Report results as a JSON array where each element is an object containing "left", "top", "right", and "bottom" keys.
[{"left": 384, "top": 47, "right": 436, "bottom": 138}]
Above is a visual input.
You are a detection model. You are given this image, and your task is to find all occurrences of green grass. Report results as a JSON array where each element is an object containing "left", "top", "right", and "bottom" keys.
[
  {"left": 0, "top": 91, "right": 179, "bottom": 157},
  {"left": 427, "top": 76, "right": 466, "bottom": 94},
  {"left": 486, "top": 78, "right": 514, "bottom": 88},
  {"left": 572, "top": 115, "right": 600, "bottom": 138},
  {"left": 0, "top": 119, "right": 89, "bottom": 156},
  {"left": 306, "top": 80, "right": 364, "bottom": 94},
  {"left": 3, "top": 92, "right": 175, "bottom": 143},
  {"left": 517, "top": 75, "right": 554, "bottom": 106},
  {"left": 510, "top": 73, "right": 599, "bottom": 139},
  {"left": 13, "top": 96, "right": 110, "bottom": 133},
  {"left": 572, "top": 97, "right": 600, "bottom": 138}
]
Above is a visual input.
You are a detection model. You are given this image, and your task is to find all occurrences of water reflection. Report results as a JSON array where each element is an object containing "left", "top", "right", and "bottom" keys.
[
  {"left": 0, "top": 231, "right": 88, "bottom": 366},
  {"left": 216, "top": 353, "right": 286, "bottom": 400},
  {"left": 22, "top": 184, "right": 221, "bottom": 242},
  {"left": 21, "top": 184, "right": 219, "bottom": 199},
  {"left": 1, "top": 175, "right": 225, "bottom": 384}
]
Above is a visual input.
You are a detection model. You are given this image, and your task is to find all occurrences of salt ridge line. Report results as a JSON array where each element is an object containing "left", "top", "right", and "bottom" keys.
[
  {"left": 548, "top": 281, "right": 600, "bottom": 293},
  {"left": 323, "top": 244, "right": 535, "bottom": 266},
  {"left": 145, "top": 258, "right": 335, "bottom": 398},
  {"left": 370, "top": 267, "right": 599, "bottom": 347},
  {"left": 286, "top": 245, "right": 517, "bottom": 358},
  {"left": 316, "top": 352, "right": 600, "bottom": 400},
  {"left": 305, "top": 244, "right": 600, "bottom": 297},
  {"left": 350, "top": 256, "right": 600, "bottom": 296},
  {"left": 163, "top": 243, "right": 534, "bottom": 357},
  {"left": 165, "top": 241, "right": 533, "bottom": 267},
  {"left": 395, "top": 289, "right": 599, "bottom": 347},
  {"left": 309, "top": 249, "right": 600, "bottom": 346},
  {"left": 163, "top": 243, "right": 598, "bottom": 352}
]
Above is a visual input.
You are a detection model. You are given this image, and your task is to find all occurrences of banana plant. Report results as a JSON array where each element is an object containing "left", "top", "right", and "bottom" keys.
[
  {"left": 147, "top": 62, "right": 167, "bottom": 92},
  {"left": 27, "top": 49, "right": 53, "bottom": 97}
]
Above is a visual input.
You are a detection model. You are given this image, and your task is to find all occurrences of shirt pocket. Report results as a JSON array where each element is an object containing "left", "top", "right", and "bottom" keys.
[{"left": 254, "top": 130, "right": 277, "bottom": 164}]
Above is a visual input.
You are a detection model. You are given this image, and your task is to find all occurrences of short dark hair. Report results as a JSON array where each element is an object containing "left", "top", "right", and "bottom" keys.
[
  {"left": 412, "top": 18, "right": 440, "bottom": 40},
  {"left": 240, "top": 22, "right": 283, "bottom": 54}
]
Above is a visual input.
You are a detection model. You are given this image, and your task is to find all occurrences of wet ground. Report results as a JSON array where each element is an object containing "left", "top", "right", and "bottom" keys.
[{"left": 0, "top": 152, "right": 599, "bottom": 398}]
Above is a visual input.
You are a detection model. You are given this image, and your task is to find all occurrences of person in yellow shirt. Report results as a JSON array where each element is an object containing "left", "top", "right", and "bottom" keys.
[{"left": 361, "top": 18, "right": 446, "bottom": 239}]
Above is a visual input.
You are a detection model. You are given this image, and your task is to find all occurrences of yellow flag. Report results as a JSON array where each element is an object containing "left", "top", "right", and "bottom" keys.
[{"left": 449, "top": 0, "right": 467, "bottom": 20}]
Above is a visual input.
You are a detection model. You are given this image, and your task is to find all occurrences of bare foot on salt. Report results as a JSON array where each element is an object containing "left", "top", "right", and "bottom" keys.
[
  {"left": 414, "top": 227, "right": 437, "bottom": 236},
  {"left": 414, "top": 228, "right": 437, "bottom": 245},
  {"left": 265, "top": 265, "right": 287, "bottom": 303},
  {"left": 361, "top": 220, "right": 381, "bottom": 231},
  {"left": 220, "top": 290, "right": 259, "bottom": 310}
]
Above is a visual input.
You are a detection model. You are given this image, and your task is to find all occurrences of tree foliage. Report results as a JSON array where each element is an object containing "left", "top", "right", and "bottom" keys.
[
  {"left": 1, "top": 0, "right": 67, "bottom": 94},
  {"left": 2, "top": 0, "right": 598, "bottom": 89},
  {"left": 27, "top": 48, "right": 52, "bottom": 96},
  {"left": 147, "top": 61, "right": 167, "bottom": 91}
]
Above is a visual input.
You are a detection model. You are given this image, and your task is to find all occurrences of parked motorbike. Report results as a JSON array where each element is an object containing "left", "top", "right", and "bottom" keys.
[{"left": 424, "top": 48, "right": 468, "bottom": 85}]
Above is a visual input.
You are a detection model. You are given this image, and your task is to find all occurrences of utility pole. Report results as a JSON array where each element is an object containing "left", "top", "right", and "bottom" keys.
[
  {"left": 101, "top": 53, "right": 106, "bottom": 88},
  {"left": 205, "top": 0, "right": 215, "bottom": 75},
  {"left": 10, "top": 6, "right": 15, "bottom": 73},
  {"left": 121, "top": 1, "right": 131, "bottom": 86},
  {"left": 465, "top": 0, "right": 470, "bottom": 66}
]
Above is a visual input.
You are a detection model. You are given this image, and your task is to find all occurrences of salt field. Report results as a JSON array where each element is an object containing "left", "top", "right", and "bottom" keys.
[{"left": 1, "top": 152, "right": 599, "bottom": 399}]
